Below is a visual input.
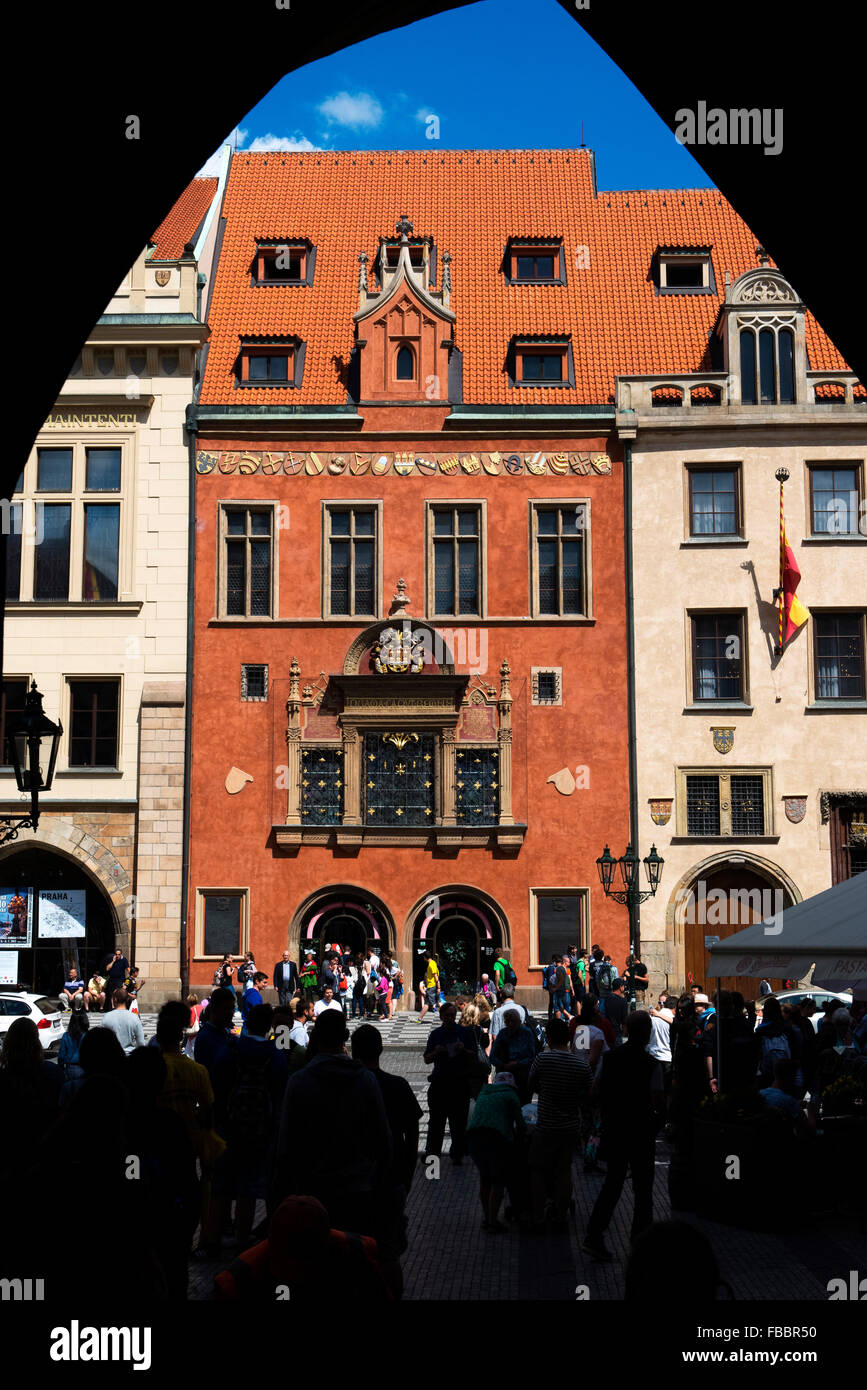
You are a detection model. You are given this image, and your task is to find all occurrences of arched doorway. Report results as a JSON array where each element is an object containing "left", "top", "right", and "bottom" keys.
[
  {"left": 409, "top": 891, "right": 507, "bottom": 999},
  {"left": 292, "top": 889, "right": 393, "bottom": 966},
  {"left": 0, "top": 848, "right": 117, "bottom": 996},
  {"left": 680, "top": 862, "right": 795, "bottom": 999}
]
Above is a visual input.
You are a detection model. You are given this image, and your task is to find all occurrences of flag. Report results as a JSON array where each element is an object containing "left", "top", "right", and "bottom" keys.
[{"left": 781, "top": 531, "right": 809, "bottom": 644}]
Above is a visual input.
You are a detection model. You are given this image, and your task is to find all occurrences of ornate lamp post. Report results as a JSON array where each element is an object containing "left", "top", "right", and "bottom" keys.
[
  {"left": 1, "top": 683, "right": 63, "bottom": 845},
  {"left": 595, "top": 843, "right": 664, "bottom": 992}
]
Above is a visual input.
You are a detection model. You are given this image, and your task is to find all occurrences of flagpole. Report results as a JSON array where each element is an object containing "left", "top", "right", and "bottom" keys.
[{"left": 774, "top": 467, "right": 789, "bottom": 656}]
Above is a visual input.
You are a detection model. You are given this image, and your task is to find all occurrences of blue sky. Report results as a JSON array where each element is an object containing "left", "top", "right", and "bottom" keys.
[{"left": 198, "top": 0, "right": 715, "bottom": 191}]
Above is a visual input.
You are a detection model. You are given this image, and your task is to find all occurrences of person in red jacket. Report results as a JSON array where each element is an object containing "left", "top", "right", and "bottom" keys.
[{"left": 214, "top": 1195, "right": 391, "bottom": 1301}]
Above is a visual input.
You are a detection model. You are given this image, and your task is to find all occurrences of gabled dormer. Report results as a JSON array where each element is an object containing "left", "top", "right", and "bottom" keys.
[
  {"left": 354, "top": 214, "right": 457, "bottom": 402},
  {"left": 719, "top": 251, "right": 806, "bottom": 405}
]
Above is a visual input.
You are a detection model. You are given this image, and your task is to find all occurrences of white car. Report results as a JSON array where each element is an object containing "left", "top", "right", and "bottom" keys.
[
  {"left": 755, "top": 988, "right": 852, "bottom": 1031},
  {"left": 0, "top": 990, "right": 65, "bottom": 1054}
]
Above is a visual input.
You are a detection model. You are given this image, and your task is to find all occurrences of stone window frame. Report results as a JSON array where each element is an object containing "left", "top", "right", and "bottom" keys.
[
  {"left": 216, "top": 500, "right": 280, "bottom": 622},
  {"left": 528, "top": 498, "right": 593, "bottom": 620},
  {"left": 804, "top": 459, "right": 865, "bottom": 539},
  {"left": 240, "top": 664, "right": 269, "bottom": 701},
  {"left": 320, "top": 499, "right": 384, "bottom": 622},
  {"left": 683, "top": 462, "right": 745, "bottom": 541},
  {"left": 807, "top": 608, "right": 867, "bottom": 708},
  {"left": 424, "top": 498, "right": 487, "bottom": 620},
  {"left": 193, "top": 886, "right": 250, "bottom": 961},
  {"left": 685, "top": 608, "right": 750, "bottom": 708},
  {"left": 674, "top": 765, "right": 775, "bottom": 839},
  {"left": 528, "top": 886, "right": 590, "bottom": 972},
  {"left": 531, "top": 667, "right": 562, "bottom": 706},
  {"left": 10, "top": 432, "right": 136, "bottom": 605},
  {"left": 278, "top": 661, "right": 523, "bottom": 850}
]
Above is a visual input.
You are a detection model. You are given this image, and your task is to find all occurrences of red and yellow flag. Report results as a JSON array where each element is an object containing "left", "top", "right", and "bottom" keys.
[{"left": 780, "top": 529, "right": 809, "bottom": 646}]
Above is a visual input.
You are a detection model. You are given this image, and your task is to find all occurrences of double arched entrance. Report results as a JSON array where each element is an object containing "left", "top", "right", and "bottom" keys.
[
  {"left": 670, "top": 854, "right": 800, "bottom": 998},
  {"left": 287, "top": 884, "right": 510, "bottom": 1006}
]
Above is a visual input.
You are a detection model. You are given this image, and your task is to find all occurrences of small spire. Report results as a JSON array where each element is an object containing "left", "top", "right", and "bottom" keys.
[
  {"left": 357, "top": 250, "right": 368, "bottom": 297},
  {"left": 396, "top": 213, "right": 413, "bottom": 244},
  {"left": 755, "top": 245, "right": 770, "bottom": 267},
  {"left": 289, "top": 657, "right": 301, "bottom": 700}
]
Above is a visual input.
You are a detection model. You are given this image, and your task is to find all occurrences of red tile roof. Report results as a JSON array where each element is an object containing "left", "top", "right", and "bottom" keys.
[
  {"left": 149, "top": 177, "right": 218, "bottom": 261},
  {"left": 200, "top": 150, "right": 852, "bottom": 406}
]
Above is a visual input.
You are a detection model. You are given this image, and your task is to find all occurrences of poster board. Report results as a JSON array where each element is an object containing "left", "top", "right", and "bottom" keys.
[
  {"left": 0, "top": 888, "right": 33, "bottom": 948},
  {"left": 38, "top": 889, "right": 87, "bottom": 938}
]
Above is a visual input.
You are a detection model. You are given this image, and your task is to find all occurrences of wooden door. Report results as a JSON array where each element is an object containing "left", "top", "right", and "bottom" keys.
[{"left": 682, "top": 866, "right": 788, "bottom": 1001}]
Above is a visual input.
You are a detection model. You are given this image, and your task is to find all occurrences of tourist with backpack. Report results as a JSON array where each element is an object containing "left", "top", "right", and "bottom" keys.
[
  {"left": 213, "top": 1002, "right": 289, "bottom": 1251},
  {"left": 755, "top": 996, "right": 802, "bottom": 1089},
  {"left": 595, "top": 955, "right": 616, "bottom": 999},
  {"left": 492, "top": 953, "right": 517, "bottom": 997},
  {"left": 544, "top": 955, "right": 560, "bottom": 1020}
]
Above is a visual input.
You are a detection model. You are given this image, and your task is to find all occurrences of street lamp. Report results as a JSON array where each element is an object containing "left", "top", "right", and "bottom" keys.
[
  {"left": 595, "top": 842, "right": 664, "bottom": 988},
  {"left": 1, "top": 682, "right": 63, "bottom": 845}
]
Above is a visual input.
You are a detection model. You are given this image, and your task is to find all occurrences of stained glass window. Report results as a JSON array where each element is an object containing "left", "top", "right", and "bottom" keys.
[
  {"left": 455, "top": 746, "right": 499, "bottom": 824},
  {"left": 364, "top": 733, "right": 435, "bottom": 825},
  {"left": 300, "top": 747, "right": 344, "bottom": 824}
]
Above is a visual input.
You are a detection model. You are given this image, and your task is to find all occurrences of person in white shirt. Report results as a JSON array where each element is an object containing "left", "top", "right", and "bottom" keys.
[
  {"left": 647, "top": 1001, "right": 675, "bottom": 1093},
  {"left": 289, "top": 1001, "right": 315, "bottom": 1047},
  {"left": 101, "top": 989, "right": 145, "bottom": 1055},
  {"left": 489, "top": 985, "right": 526, "bottom": 1039},
  {"left": 368, "top": 948, "right": 381, "bottom": 972},
  {"left": 313, "top": 986, "right": 344, "bottom": 1017}
]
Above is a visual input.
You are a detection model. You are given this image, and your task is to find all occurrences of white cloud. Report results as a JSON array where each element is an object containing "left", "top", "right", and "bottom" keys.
[
  {"left": 317, "top": 91, "right": 384, "bottom": 130},
  {"left": 247, "top": 132, "right": 323, "bottom": 152},
  {"left": 414, "top": 107, "right": 436, "bottom": 123}
]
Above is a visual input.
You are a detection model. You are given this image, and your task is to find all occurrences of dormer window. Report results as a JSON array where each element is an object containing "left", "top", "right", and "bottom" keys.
[
  {"left": 237, "top": 337, "right": 303, "bottom": 389},
  {"left": 510, "top": 337, "right": 573, "bottom": 388},
  {"left": 252, "top": 240, "right": 314, "bottom": 286},
  {"left": 505, "top": 239, "right": 565, "bottom": 285},
  {"left": 740, "top": 324, "right": 795, "bottom": 404},
  {"left": 656, "top": 247, "right": 715, "bottom": 294}
]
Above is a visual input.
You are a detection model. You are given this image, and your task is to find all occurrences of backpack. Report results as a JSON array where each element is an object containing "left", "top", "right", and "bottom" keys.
[
  {"left": 597, "top": 963, "right": 614, "bottom": 996},
  {"left": 758, "top": 1030, "right": 791, "bottom": 1081},
  {"left": 544, "top": 964, "right": 559, "bottom": 992},
  {"left": 226, "top": 1048, "right": 273, "bottom": 1147},
  {"left": 501, "top": 961, "right": 517, "bottom": 987}
]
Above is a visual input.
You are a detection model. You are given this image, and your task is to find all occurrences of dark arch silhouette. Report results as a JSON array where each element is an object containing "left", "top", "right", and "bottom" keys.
[{"left": 9, "top": 0, "right": 863, "bottom": 475}]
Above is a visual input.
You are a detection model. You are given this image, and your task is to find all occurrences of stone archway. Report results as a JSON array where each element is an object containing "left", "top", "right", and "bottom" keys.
[
  {"left": 665, "top": 852, "right": 802, "bottom": 997},
  {"left": 289, "top": 883, "right": 396, "bottom": 964},
  {"left": 0, "top": 831, "right": 128, "bottom": 994},
  {"left": 403, "top": 883, "right": 510, "bottom": 1001}
]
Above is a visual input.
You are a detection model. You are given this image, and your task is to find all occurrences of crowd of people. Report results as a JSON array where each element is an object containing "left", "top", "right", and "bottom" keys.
[
  {"left": 59, "top": 948, "right": 146, "bottom": 1014},
  {"left": 1, "top": 937, "right": 863, "bottom": 1301},
  {"left": 208, "top": 943, "right": 405, "bottom": 1022}
]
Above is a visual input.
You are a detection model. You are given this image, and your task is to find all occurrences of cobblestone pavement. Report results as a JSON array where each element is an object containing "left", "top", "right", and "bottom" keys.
[{"left": 180, "top": 1039, "right": 862, "bottom": 1302}]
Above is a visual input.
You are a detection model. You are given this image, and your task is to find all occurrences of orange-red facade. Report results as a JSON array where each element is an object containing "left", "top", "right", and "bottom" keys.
[{"left": 188, "top": 422, "right": 631, "bottom": 1003}]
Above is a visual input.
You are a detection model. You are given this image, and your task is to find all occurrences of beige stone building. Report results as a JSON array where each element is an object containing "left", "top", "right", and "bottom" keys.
[
  {"left": 1, "top": 159, "right": 227, "bottom": 1008},
  {"left": 618, "top": 261, "right": 866, "bottom": 999}
]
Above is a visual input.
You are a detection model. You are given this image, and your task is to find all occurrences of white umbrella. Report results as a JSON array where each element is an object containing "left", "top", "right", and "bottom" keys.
[{"left": 705, "top": 873, "right": 867, "bottom": 990}]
